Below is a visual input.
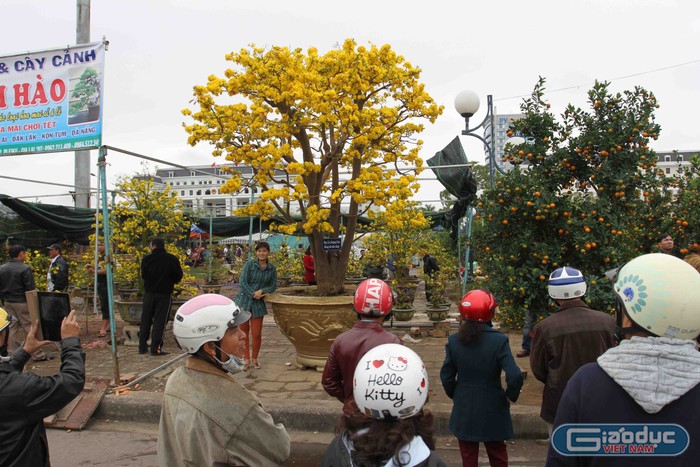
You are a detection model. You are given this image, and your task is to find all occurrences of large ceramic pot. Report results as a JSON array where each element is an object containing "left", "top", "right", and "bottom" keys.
[
  {"left": 425, "top": 304, "right": 451, "bottom": 322},
  {"left": 199, "top": 283, "right": 225, "bottom": 294},
  {"left": 114, "top": 299, "right": 144, "bottom": 325},
  {"left": 115, "top": 298, "right": 184, "bottom": 325},
  {"left": 266, "top": 286, "right": 356, "bottom": 369},
  {"left": 116, "top": 288, "right": 140, "bottom": 301},
  {"left": 392, "top": 306, "right": 416, "bottom": 322}
]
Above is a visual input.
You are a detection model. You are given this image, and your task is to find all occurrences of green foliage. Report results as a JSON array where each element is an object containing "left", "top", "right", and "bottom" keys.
[
  {"left": 25, "top": 249, "right": 49, "bottom": 291},
  {"left": 109, "top": 176, "right": 195, "bottom": 295},
  {"left": 271, "top": 244, "right": 304, "bottom": 284},
  {"left": 423, "top": 230, "right": 459, "bottom": 306},
  {"left": 346, "top": 248, "right": 365, "bottom": 278},
  {"left": 473, "top": 78, "right": 684, "bottom": 325},
  {"left": 362, "top": 201, "right": 430, "bottom": 286},
  {"left": 673, "top": 154, "right": 700, "bottom": 253}
]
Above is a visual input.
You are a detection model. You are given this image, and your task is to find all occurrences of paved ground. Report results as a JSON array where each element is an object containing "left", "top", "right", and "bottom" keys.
[
  {"left": 29, "top": 282, "right": 547, "bottom": 438},
  {"left": 47, "top": 420, "right": 550, "bottom": 466}
]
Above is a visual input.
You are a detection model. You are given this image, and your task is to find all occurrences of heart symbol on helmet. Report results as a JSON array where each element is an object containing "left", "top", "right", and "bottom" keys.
[
  {"left": 372, "top": 360, "right": 384, "bottom": 368},
  {"left": 421, "top": 378, "right": 426, "bottom": 388}
]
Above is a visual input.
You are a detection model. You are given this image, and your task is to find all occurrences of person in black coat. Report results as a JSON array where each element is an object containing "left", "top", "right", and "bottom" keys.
[
  {"left": 422, "top": 246, "right": 440, "bottom": 302},
  {"left": 440, "top": 289, "right": 523, "bottom": 467},
  {"left": 47, "top": 243, "right": 69, "bottom": 292},
  {"left": 0, "top": 308, "right": 85, "bottom": 467},
  {"left": 139, "top": 238, "right": 183, "bottom": 356}
]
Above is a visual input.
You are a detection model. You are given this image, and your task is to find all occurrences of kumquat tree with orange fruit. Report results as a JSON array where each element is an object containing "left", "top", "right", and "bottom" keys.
[
  {"left": 472, "top": 78, "right": 695, "bottom": 326},
  {"left": 183, "top": 39, "right": 443, "bottom": 295},
  {"left": 672, "top": 154, "right": 700, "bottom": 254}
]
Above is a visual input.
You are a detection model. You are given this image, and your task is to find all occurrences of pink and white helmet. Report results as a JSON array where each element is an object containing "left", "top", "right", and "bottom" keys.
[
  {"left": 173, "top": 294, "right": 250, "bottom": 353},
  {"left": 353, "top": 343, "right": 428, "bottom": 419}
]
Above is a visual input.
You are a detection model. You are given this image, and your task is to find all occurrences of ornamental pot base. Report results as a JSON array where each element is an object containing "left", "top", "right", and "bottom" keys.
[
  {"left": 266, "top": 286, "right": 356, "bottom": 370},
  {"left": 392, "top": 306, "right": 416, "bottom": 322},
  {"left": 426, "top": 304, "right": 451, "bottom": 322}
]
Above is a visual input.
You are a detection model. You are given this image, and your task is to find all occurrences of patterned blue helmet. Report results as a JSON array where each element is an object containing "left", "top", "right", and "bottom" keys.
[
  {"left": 548, "top": 266, "right": 586, "bottom": 300},
  {"left": 613, "top": 253, "right": 700, "bottom": 340}
]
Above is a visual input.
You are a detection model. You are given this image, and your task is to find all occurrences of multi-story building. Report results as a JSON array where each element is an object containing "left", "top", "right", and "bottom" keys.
[
  {"left": 153, "top": 164, "right": 373, "bottom": 218},
  {"left": 483, "top": 110, "right": 525, "bottom": 172},
  {"left": 656, "top": 150, "right": 696, "bottom": 177},
  {"left": 154, "top": 165, "right": 264, "bottom": 218}
]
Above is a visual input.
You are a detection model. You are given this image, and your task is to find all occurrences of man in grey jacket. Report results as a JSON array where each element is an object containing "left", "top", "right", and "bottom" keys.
[{"left": 159, "top": 294, "right": 289, "bottom": 466}]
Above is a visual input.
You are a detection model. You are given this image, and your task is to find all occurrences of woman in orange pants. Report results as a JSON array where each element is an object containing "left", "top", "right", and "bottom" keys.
[{"left": 235, "top": 242, "right": 277, "bottom": 369}]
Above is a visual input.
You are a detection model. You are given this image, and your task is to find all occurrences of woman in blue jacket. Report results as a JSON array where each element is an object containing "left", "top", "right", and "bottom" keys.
[{"left": 440, "top": 289, "right": 523, "bottom": 467}]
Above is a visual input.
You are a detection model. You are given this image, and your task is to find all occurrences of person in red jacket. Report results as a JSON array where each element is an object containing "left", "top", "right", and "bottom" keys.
[
  {"left": 303, "top": 246, "right": 316, "bottom": 285},
  {"left": 321, "top": 278, "right": 402, "bottom": 415}
]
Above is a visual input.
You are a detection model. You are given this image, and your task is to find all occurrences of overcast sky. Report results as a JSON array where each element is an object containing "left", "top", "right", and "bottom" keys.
[{"left": 1, "top": 0, "right": 699, "bottom": 209}]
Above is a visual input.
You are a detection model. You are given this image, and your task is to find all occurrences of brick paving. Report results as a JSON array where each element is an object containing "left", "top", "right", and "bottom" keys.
[{"left": 27, "top": 282, "right": 543, "bottom": 416}]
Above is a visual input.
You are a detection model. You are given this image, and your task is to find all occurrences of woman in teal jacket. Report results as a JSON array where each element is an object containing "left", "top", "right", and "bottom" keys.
[
  {"left": 440, "top": 289, "right": 523, "bottom": 467},
  {"left": 235, "top": 242, "right": 277, "bottom": 370}
]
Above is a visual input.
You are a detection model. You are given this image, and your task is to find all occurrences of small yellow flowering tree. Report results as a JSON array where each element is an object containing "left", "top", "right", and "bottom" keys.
[
  {"left": 362, "top": 201, "right": 430, "bottom": 306},
  {"left": 183, "top": 39, "right": 442, "bottom": 294},
  {"left": 109, "top": 176, "right": 193, "bottom": 295}
]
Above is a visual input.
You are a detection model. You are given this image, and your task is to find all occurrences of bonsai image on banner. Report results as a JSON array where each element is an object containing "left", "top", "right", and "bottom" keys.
[{"left": 68, "top": 66, "right": 101, "bottom": 124}]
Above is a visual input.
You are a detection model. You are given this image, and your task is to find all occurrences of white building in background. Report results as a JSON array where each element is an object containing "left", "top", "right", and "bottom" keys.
[
  {"left": 655, "top": 150, "right": 696, "bottom": 176},
  {"left": 153, "top": 164, "right": 268, "bottom": 218},
  {"left": 484, "top": 110, "right": 525, "bottom": 172},
  {"left": 152, "top": 164, "right": 374, "bottom": 218}
]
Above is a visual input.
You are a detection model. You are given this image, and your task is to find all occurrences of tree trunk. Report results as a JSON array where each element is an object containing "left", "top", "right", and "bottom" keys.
[{"left": 314, "top": 249, "right": 348, "bottom": 295}]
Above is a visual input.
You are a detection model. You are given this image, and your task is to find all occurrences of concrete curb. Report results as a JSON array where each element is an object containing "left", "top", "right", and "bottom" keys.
[{"left": 95, "top": 393, "right": 549, "bottom": 439}]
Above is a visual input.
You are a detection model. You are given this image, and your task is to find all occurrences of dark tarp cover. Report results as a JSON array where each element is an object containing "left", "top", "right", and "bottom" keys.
[
  {"left": 0, "top": 194, "right": 400, "bottom": 246},
  {"left": 0, "top": 194, "right": 97, "bottom": 245},
  {"left": 426, "top": 137, "right": 478, "bottom": 245}
]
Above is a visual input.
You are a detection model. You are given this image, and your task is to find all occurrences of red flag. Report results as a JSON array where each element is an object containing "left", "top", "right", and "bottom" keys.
[{"left": 211, "top": 162, "right": 217, "bottom": 168}]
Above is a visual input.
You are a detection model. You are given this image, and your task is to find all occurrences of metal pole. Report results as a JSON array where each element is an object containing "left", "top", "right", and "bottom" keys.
[
  {"left": 247, "top": 186, "right": 254, "bottom": 260},
  {"left": 462, "top": 208, "right": 475, "bottom": 295},
  {"left": 122, "top": 352, "right": 188, "bottom": 389},
  {"left": 207, "top": 207, "right": 213, "bottom": 282},
  {"left": 99, "top": 147, "right": 120, "bottom": 383},
  {"left": 74, "top": 0, "right": 91, "bottom": 208},
  {"left": 90, "top": 172, "right": 100, "bottom": 331},
  {"left": 460, "top": 94, "right": 500, "bottom": 188},
  {"left": 487, "top": 95, "right": 495, "bottom": 189}
]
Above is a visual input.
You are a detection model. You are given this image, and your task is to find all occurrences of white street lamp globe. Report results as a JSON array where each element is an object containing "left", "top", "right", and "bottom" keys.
[
  {"left": 504, "top": 136, "right": 526, "bottom": 146},
  {"left": 454, "top": 90, "right": 481, "bottom": 118}
]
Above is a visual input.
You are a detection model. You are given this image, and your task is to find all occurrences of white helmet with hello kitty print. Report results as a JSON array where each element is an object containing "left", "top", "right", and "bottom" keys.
[{"left": 353, "top": 343, "right": 429, "bottom": 419}]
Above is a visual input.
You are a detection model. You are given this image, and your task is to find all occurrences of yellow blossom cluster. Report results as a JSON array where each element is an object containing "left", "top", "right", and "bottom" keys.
[{"left": 182, "top": 38, "right": 442, "bottom": 291}]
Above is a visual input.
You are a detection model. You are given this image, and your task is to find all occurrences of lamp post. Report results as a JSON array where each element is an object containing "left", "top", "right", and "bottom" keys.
[{"left": 454, "top": 90, "right": 505, "bottom": 189}]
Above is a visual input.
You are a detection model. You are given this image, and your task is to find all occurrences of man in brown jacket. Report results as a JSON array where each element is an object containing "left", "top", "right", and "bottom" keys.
[
  {"left": 530, "top": 266, "right": 615, "bottom": 437},
  {"left": 322, "top": 278, "right": 401, "bottom": 415}
]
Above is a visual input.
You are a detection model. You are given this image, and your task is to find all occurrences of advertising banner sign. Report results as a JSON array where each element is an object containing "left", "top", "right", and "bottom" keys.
[{"left": 0, "top": 42, "right": 105, "bottom": 155}]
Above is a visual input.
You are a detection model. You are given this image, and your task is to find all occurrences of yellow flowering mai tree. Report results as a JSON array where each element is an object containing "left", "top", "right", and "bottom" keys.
[
  {"left": 109, "top": 176, "right": 194, "bottom": 296},
  {"left": 183, "top": 39, "right": 443, "bottom": 294}
]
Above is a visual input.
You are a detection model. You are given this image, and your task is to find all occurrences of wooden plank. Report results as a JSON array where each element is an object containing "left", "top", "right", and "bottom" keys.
[
  {"left": 44, "top": 378, "right": 111, "bottom": 431},
  {"left": 54, "top": 395, "right": 83, "bottom": 421}
]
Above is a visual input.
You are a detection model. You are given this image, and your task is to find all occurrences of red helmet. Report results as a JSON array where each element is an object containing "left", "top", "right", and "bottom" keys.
[
  {"left": 354, "top": 278, "right": 393, "bottom": 316},
  {"left": 459, "top": 289, "right": 497, "bottom": 322}
]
